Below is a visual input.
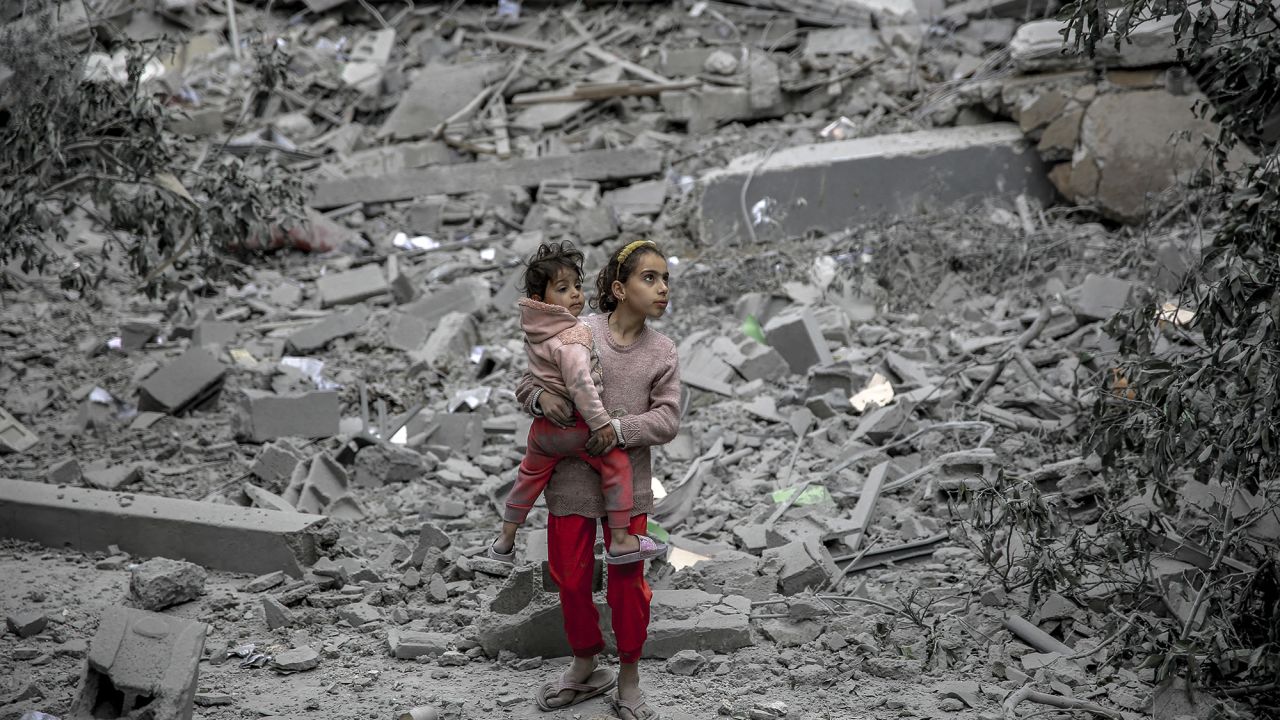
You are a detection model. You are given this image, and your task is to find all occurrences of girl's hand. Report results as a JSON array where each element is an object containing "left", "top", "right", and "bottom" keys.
[
  {"left": 537, "top": 392, "right": 575, "bottom": 428},
  {"left": 587, "top": 424, "right": 618, "bottom": 455}
]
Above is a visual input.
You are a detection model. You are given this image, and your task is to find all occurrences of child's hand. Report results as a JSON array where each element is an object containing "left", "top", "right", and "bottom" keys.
[
  {"left": 587, "top": 424, "right": 618, "bottom": 455},
  {"left": 537, "top": 392, "right": 575, "bottom": 428}
]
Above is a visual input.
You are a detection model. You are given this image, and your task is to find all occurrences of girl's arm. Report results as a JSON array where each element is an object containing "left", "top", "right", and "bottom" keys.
[
  {"left": 553, "top": 343, "right": 611, "bottom": 431},
  {"left": 617, "top": 345, "right": 681, "bottom": 448},
  {"left": 514, "top": 372, "right": 573, "bottom": 426}
]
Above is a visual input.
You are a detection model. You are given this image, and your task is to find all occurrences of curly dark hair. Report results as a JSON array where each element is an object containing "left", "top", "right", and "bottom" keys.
[
  {"left": 521, "top": 241, "right": 585, "bottom": 299},
  {"left": 592, "top": 240, "right": 665, "bottom": 312}
]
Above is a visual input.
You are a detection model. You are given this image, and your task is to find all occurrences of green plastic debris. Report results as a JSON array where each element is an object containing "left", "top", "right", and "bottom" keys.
[
  {"left": 770, "top": 484, "right": 830, "bottom": 506},
  {"left": 646, "top": 519, "right": 670, "bottom": 543},
  {"left": 742, "top": 315, "right": 766, "bottom": 344}
]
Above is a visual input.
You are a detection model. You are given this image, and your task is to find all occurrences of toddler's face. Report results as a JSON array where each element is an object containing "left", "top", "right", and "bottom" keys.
[{"left": 539, "top": 266, "right": 585, "bottom": 316}]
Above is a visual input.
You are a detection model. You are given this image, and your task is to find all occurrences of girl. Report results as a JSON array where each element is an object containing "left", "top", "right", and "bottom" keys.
[
  {"left": 516, "top": 239, "right": 678, "bottom": 720},
  {"left": 490, "top": 241, "right": 667, "bottom": 565}
]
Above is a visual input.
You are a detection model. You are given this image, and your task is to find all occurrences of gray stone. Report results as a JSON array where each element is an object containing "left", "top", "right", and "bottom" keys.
[
  {"left": 316, "top": 264, "right": 388, "bottom": 307},
  {"left": 388, "top": 630, "right": 454, "bottom": 659},
  {"left": 409, "top": 312, "right": 479, "bottom": 367},
  {"left": 130, "top": 557, "right": 207, "bottom": 611},
  {"left": 759, "top": 619, "right": 824, "bottom": 647},
  {"left": 287, "top": 305, "right": 371, "bottom": 354},
  {"left": 6, "top": 610, "right": 48, "bottom": 638},
  {"left": 477, "top": 600, "right": 575, "bottom": 658},
  {"left": 138, "top": 347, "right": 225, "bottom": 415},
  {"left": 354, "top": 444, "right": 433, "bottom": 487},
  {"left": 338, "top": 602, "right": 382, "bottom": 627},
  {"left": 645, "top": 607, "right": 754, "bottom": 659},
  {"left": 491, "top": 564, "right": 538, "bottom": 615},
  {"left": 764, "top": 309, "right": 833, "bottom": 376},
  {"left": 438, "top": 650, "right": 469, "bottom": 666},
  {"left": 699, "top": 124, "right": 1054, "bottom": 244},
  {"left": 381, "top": 62, "right": 503, "bottom": 141},
  {"left": 70, "top": 606, "right": 206, "bottom": 720},
  {"left": 241, "top": 571, "right": 287, "bottom": 593},
  {"left": 1072, "top": 274, "right": 1133, "bottom": 322},
  {"left": 48, "top": 458, "right": 82, "bottom": 485},
  {"left": 262, "top": 596, "right": 295, "bottom": 630},
  {"left": 83, "top": 463, "right": 143, "bottom": 491},
  {"left": 696, "top": 550, "right": 775, "bottom": 601},
  {"left": 666, "top": 649, "right": 709, "bottom": 676},
  {"left": 233, "top": 389, "right": 340, "bottom": 443},
  {"left": 251, "top": 440, "right": 307, "bottom": 487},
  {"left": 1010, "top": 14, "right": 1184, "bottom": 72},
  {"left": 863, "top": 656, "right": 923, "bottom": 680},
  {"left": 761, "top": 539, "right": 838, "bottom": 596},
  {"left": 272, "top": 646, "right": 320, "bottom": 672}
]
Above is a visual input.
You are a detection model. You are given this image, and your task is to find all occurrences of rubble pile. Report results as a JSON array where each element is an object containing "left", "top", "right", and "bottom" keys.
[{"left": 1, "top": 0, "right": 1271, "bottom": 719}]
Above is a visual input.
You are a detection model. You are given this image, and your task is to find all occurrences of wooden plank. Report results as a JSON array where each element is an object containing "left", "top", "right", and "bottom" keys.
[{"left": 309, "top": 147, "right": 663, "bottom": 208}]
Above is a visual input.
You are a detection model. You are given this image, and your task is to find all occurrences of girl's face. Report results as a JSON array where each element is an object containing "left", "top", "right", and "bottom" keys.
[{"left": 612, "top": 252, "right": 670, "bottom": 319}]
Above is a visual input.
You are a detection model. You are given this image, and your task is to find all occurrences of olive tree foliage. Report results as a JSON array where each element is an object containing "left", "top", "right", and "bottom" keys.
[
  {"left": 1054, "top": 0, "right": 1280, "bottom": 711},
  {"left": 0, "top": 6, "right": 306, "bottom": 298}
]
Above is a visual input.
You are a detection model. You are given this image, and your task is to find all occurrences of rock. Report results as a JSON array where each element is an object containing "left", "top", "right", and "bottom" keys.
[
  {"left": 354, "top": 444, "right": 433, "bottom": 487},
  {"left": 438, "top": 650, "right": 469, "bottom": 666},
  {"left": 338, "top": 602, "right": 382, "bottom": 626},
  {"left": 1061, "top": 87, "right": 1250, "bottom": 222},
  {"left": 759, "top": 618, "right": 823, "bottom": 647},
  {"left": 242, "top": 571, "right": 287, "bottom": 593},
  {"left": 262, "top": 597, "right": 295, "bottom": 630},
  {"left": 491, "top": 565, "right": 538, "bottom": 615},
  {"left": 6, "top": 610, "right": 48, "bottom": 638},
  {"left": 388, "top": 630, "right": 454, "bottom": 659},
  {"left": 271, "top": 646, "right": 320, "bottom": 672},
  {"left": 427, "top": 573, "right": 449, "bottom": 603},
  {"left": 666, "top": 649, "right": 709, "bottom": 676},
  {"left": 863, "top": 657, "right": 923, "bottom": 680},
  {"left": 703, "top": 50, "right": 739, "bottom": 75},
  {"left": 130, "top": 557, "right": 207, "bottom": 611}
]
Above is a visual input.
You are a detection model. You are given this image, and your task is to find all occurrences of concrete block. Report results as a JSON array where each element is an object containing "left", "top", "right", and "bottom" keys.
[
  {"left": 7, "top": 610, "right": 48, "bottom": 638},
  {"left": 699, "top": 124, "right": 1054, "bottom": 243},
  {"left": 271, "top": 646, "right": 320, "bottom": 672},
  {"left": 354, "top": 444, "right": 433, "bottom": 487},
  {"left": 130, "top": 557, "right": 207, "bottom": 611},
  {"left": 316, "top": 264, "right": 389, "bottom": 307},
  {"left": 251, "top": 440, "right": 308, "bottom": 488},
  {"left": 644, "top": 606, "right": 754, "bottom": 659},
  {"left": 764, "top": 309, "right": 833, "bottom": 375},
  {"left": 138, "top": 347, "right": 226, "bottom": 415},
  {"left": 1073, "top": 274, "right": 1134, "bottom": 322},
  {"left": 191, "top": 320, "right": 239, "bottom": 349},
  {"left": 0, "top": 479, "right": 326, "bottom": 577},
  {"left": 476, "top": 600, "right": 576, "bottom": 659},
  {"left": 388, "top": 630, "right": 455, "bottom": 659},
  {"left": 490, "top": 565, "right": 539, "bottom": 615},
  {"left": 232, "top": 389, "right": 340, "bottom": 443},
  {"left": 283, "top": 454, "right": 352, "bottom": 515},
  {"left": 408, "top": 311, "right": 479, "bottom": 367},
  {"left": 735, "top": 340, "right": 790, "bottom": 382},
  {"left": 695, "top": 549, "right": 774, "bottom": 601},
  {"left": 387, "top": 278, "right": 490, "bottom": 351},
  {"left": 83, "top": 463, "right": 143, "bottom": 491},
  {"left": 1010, "top": 14, "right": 1183, "bottom": 72},
  {"left": 761, "top": 538, "right": 838, "bottom": 596},
  {"left": 0, "top": 405, "right": 40, "bottom": 454},
  {"left": 852, "top": 401, "right": 914, "bottom": 443},
  {"left": 287, "top": 305, "right": 371, "bottom": 354},
  {"left": 70, "top": 606, "right": 206, "bottom": 720}
]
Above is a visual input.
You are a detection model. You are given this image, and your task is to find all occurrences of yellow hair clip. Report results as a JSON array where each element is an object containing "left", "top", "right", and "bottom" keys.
[{"left": 615, "top": 239, "right": 656, "bottom": 265}]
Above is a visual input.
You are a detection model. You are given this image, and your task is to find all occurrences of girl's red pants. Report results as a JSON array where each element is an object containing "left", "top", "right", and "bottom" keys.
[{"left": 547, "top": 511, "right": 652, "bottom": 663}]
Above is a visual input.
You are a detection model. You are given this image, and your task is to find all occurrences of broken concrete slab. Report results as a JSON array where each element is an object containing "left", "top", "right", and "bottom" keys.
[
  {"left": 286, "top": 305, "right": 371, "bottom": 354},
  {"left": 388, "top": 629, "right": 456, "bottom": 659},
  {"left": 380, "top": 62, "right": 503, "bottom": 141},
  {"left": 311, "top": 148, "right": 663, "bottom": 209},
  {"left": 1072, "top": 274, "right": 1134, "bottom": 322},
  {"left": 130, "top": 557, "right": 207, "bottom": 611},
  {"left": 316, "top": 264, "right": 389, "bottom": 308},
  {"left": 70, "top": 606, "right": 206, "bottom": 720},
  {"left": 7, "top": 610, "right": 48, "bottom": 638},
  {"left": 232, "top": 389, "right": 340, "bottom": 443},
  {"left": 83, "top": 462, "right": 143, "bottom": 491},
  {"left": 699, "top": 124, "right": 1054, "bottom": 243},
  {"left": 0, "top": 479, "right": 326, "bottom": 576},
  {"left": 387, "top": 277, "right": 490, "bottom": 352},
  {"left": 251, "top": 439, "right": 308, "bottom": 487},
  {"left": 408, "top": 311, "right": 479, "bottom": 368},
  {"left": 137, "top": 347, "right": 226, "bottom": 415},
  {"left": 1010, "top": 14, "right": 1184, "bottom": 72},
  {"left": 761, "top": 538, "right": 839, "bottom": 595},
  {"left": 764, "top": 308, "right": 834, "bottom": 375},
  {"left": 341, "top": 28, "right": 395, "bottom": 95},
  {"left": 644, "top": 605, "right": 754, "bottom": 659},
  {"left": 272, "top": 646, "right": 320, "bottom": 672}
]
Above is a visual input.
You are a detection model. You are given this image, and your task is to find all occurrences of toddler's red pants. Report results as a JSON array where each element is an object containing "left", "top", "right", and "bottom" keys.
[
  {"left": 503, "top": 415, "right": 634, "bottom": 529},
  {"left": 549, "top": 511, "right": 652, "bottom": 664}
]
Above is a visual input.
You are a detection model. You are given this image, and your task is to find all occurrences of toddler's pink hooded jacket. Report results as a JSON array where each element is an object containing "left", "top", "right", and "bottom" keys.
[{"left": 518, "top": 298, "right": 611, "bottom": 431}]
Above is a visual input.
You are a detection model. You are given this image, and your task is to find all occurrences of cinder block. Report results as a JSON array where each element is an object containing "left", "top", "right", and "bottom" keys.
[
  {"left": 138, "top": 348, "right": 226, "bottom": 415},
  {"left": 0, "top": 405, "right": 39, "bottom": 454},
  {"left": 735, "top": 340, "right": 790, "bottom": 381},
  {"left": 232, "top": 389, "right": 340, "bottom": 443},
  {"left": 287, "top": 305, "right": 371, "bottom": 354},
  {"left": 0, "top": 479, "right": 326, "bottom": 577},
  {"left": 764, "top": 309, "right": 833, "bottom": 375},
  {"left": 251, "top": 440, "right": 308, "bottom": 487},
  {"left": 70, "top": 606, "right": 206, "bottom": 720},
  {"left": 699, "top": 124, "right": 1054, "bottom": 243},
  {"left": 316, "top": 263, "right": 389, "bottom": 307},
  {"left": 761, "top": 538, "right": 838, "bottom": 595}
]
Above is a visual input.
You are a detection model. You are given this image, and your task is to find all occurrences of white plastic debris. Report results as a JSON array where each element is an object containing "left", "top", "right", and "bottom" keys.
[
  {"left": 391, "top": 232, "right": 439, "bottom": 251},
  {"left": 850, "top": 373, "right": 895, "bottom": 412},
  {"left": 279, "top": 357, "right": 341, "bottom": 391},
  {"left": 820, "top": 117, "right": 857, "bottom": 141}
]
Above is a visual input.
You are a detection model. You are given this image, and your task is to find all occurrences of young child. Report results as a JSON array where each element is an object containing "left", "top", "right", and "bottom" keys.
[{"left": 489, "top": 241, "right": 667, "bottom": 565}]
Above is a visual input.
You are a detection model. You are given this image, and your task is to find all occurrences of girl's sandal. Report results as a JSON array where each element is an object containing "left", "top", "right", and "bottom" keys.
[
  {"left": 487, "top": 542, "right": 515, "bottom": 564},
  {"left": 608, "top": 692, "right": 660, "bottom": 720},
  {"left": 534, "top": 668, "right": 617, "bottom": 711},
  {"left": 604, "top": 535, "right": 668, "bottom": 565}
]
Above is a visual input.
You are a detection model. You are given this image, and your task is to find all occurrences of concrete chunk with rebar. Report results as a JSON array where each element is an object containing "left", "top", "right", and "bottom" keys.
[
  {"left": 0, "top": 479, "right": 326, "bottom": 577},
  {"left": 697, "top": 123, "right": 1055, "bottom": 244}
]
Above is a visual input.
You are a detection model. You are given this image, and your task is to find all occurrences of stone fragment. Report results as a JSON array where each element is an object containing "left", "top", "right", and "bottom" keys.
[
  {"left": 286, "top": 305, "right": 371, "bottom": 354},
  {"left": 316, "top": 264, "right": 388, "bottom": 307},
  {"left": 490, "top": 565, "right": 538, "bottom": 615},
  {"left": 262, "top": 596, "right": 295, "bottom": 630},
  {"left": 764, "top": 309, "right": 833, "bottom": 375},
  {"left": 761, "top": 539, "right": 838, "bottom": 596},
  {"left": 759, "top": 618, "right": 824, "bottom": 647},
  {"left": 48, "top": 457, "right": 83, "bottom": 485},
  {"left": 699, "top": 124, "right": 1055, "bottom": 243},
  {"left": 271, "top": 646, "right": 320, "bottom": 672},
  {"left": 0, "top": 406, "right": 39, "bottom": 454},
  {"left": 251, "top": 440, "right": 308, "bottom": 488},
  {"left": 666, "top": 648, "right": 709, "bottom": 675},
  {"left": 863, "top": 657, "right": 923, "bottom": 680},
  {"left": 645, "top": 607, "right": 754, "bottom": 659},
  {"left": 232, "top": 389, "right": 340, "bottom": 443},
  {"left": 409, "top": 311, "right": 479, "bottom": 367},
  {"left": 70, "top": 606, "right": 206, "bottom": 720},
  {"left": 1072, "top": 274, "right": 1133, "bottom": 322},
  {"left": 138, "top": 347, "right": 226, "bottom": 415},
  {"left": 83, "top": 463, "right": 143, "bottom": 491},
  {"left": 6, "top": 610, "right": 48, "bottom": 638},
  {"left": 438, "top": 650, "right": 469, "bottom": 666},
  {"left": 354, "top": 444, "right": 433, "bottom": 487},
  {"left": 338, "top": 603, "right": 382, "bottom": 627},
  {"left": 381, "top": 62, "right": 502, "bottom": 140},
  {"left": 130, "top": 557, "right": 207, "bottom": 611},
  {"left": 388, "top": 630, "right": 454, "bottom": 659},
  {"left": 1011, "top": 14, "right": 1183, "bottom": 72}
]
